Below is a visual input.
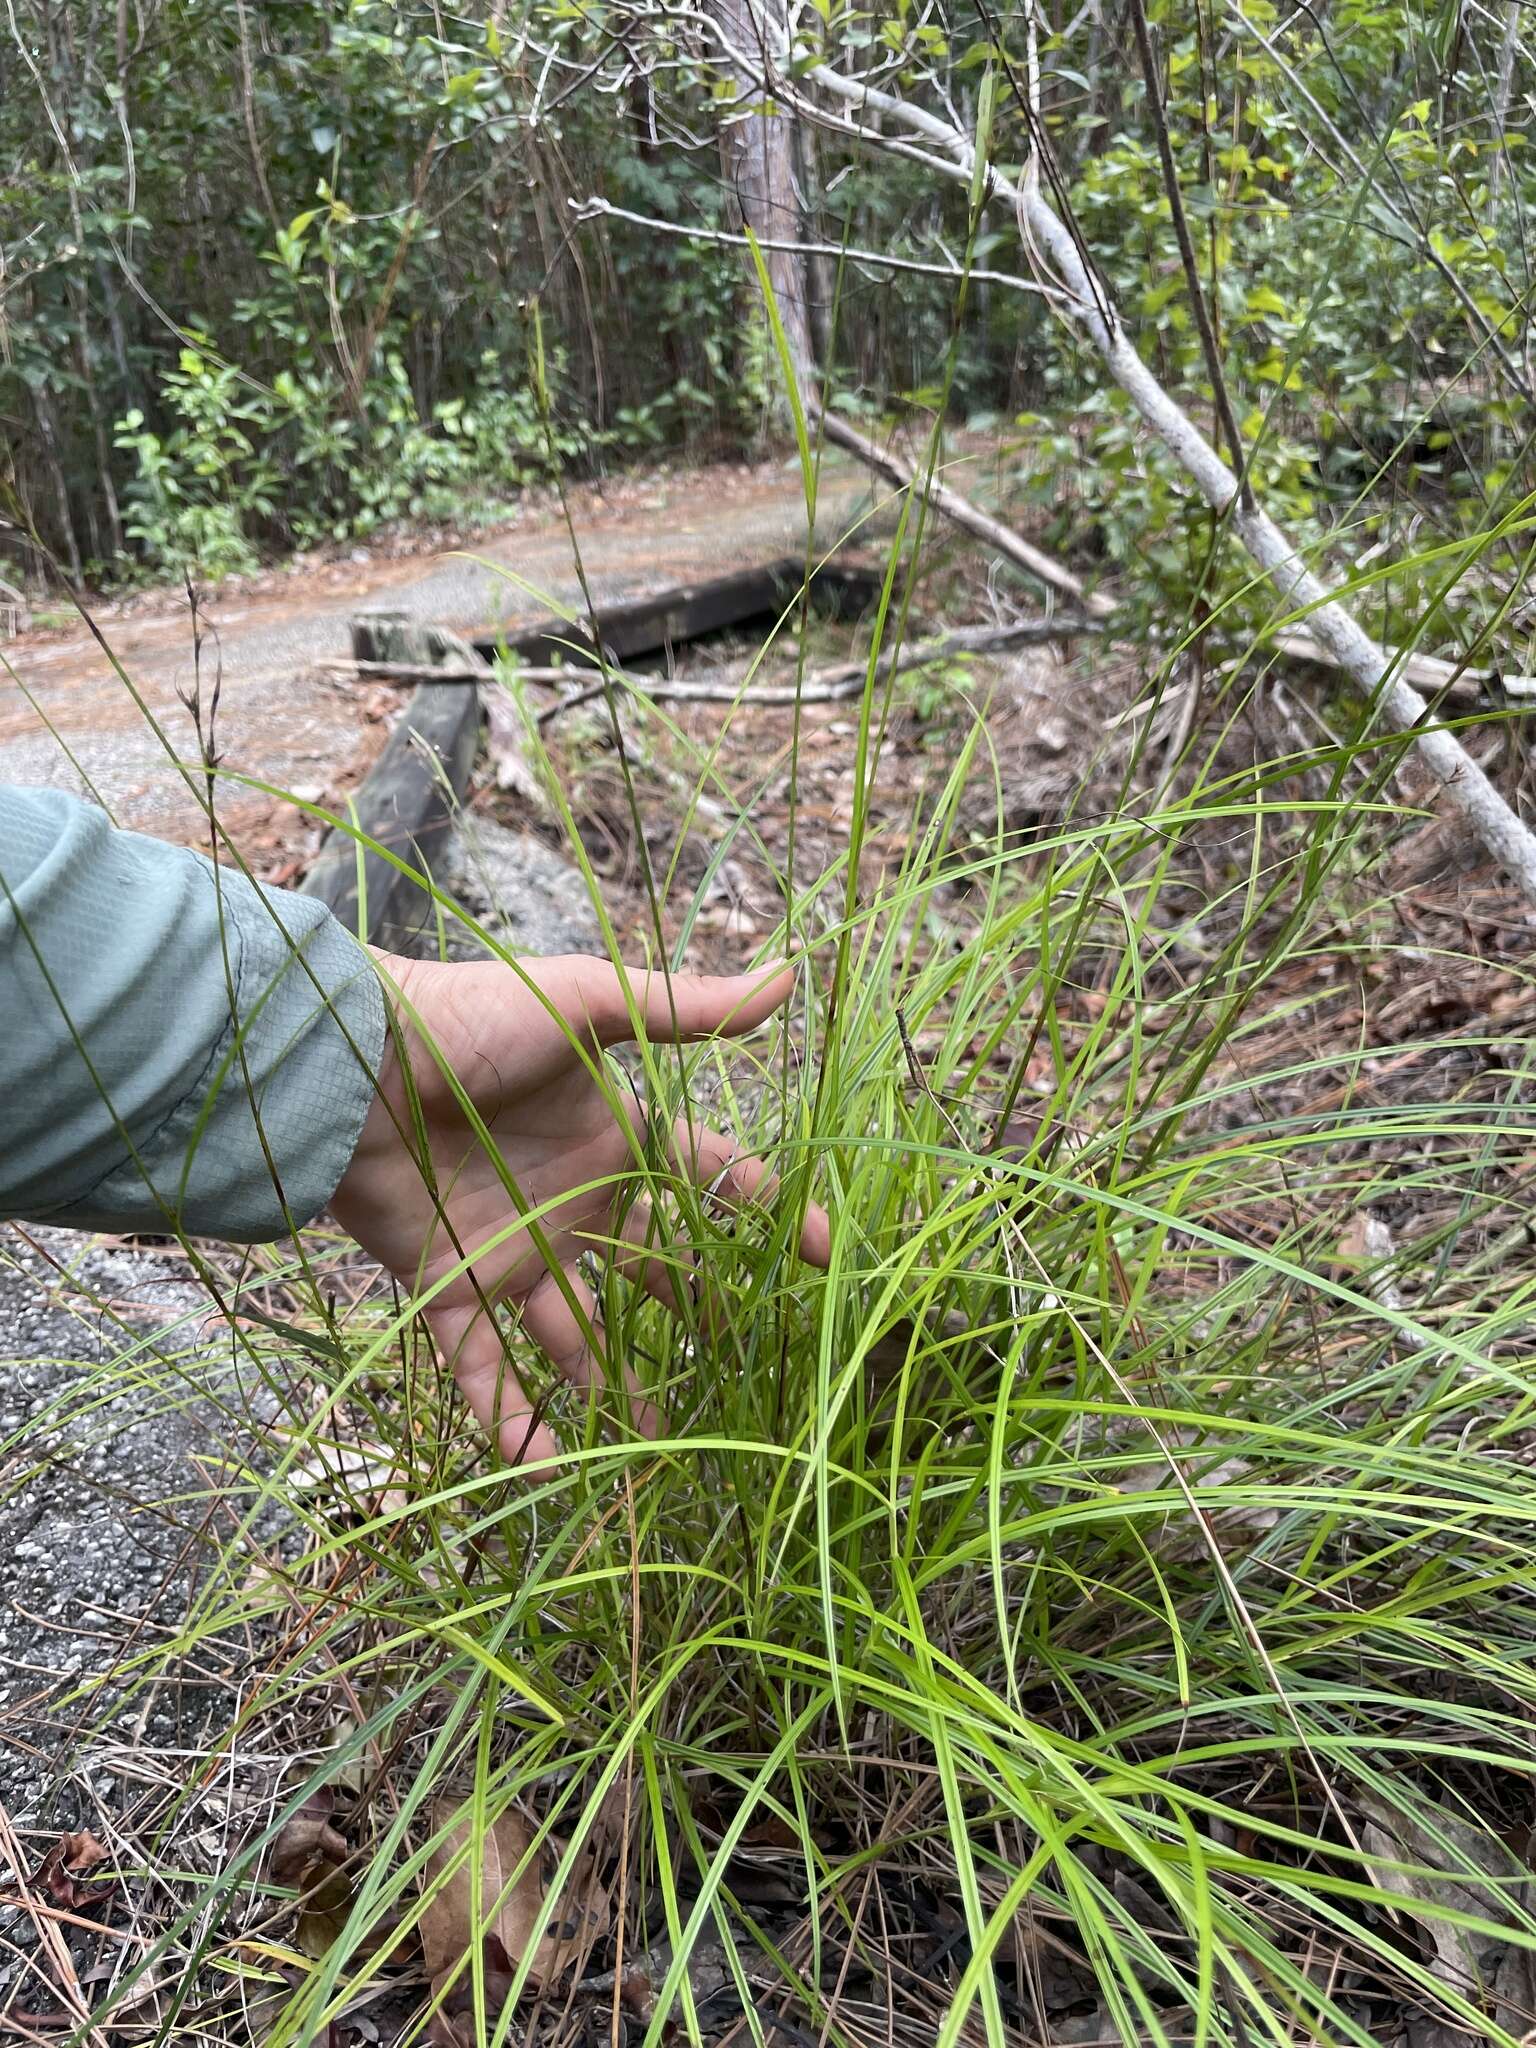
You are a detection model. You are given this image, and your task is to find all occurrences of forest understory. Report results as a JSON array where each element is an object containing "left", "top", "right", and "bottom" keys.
[
  {"left": 8, "top": 0, "right": 1536, "bottom": 2037},
  {"left": 6, "top": 493, "right": 1536, "bottom": 2047}
]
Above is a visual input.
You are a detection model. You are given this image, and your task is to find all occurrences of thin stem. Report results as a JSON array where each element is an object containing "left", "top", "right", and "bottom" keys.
[{"left": 1126, "top": 0, "right": 1251, "bottom": 505}]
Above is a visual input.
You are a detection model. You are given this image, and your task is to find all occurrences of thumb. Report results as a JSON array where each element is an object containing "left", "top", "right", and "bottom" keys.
[{"left": 580, "top": 960, "right": 799, "bottom": 1047}]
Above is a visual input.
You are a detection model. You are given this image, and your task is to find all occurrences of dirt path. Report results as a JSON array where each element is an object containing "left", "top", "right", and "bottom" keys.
[{"left": 0, "top": 456, "right": 883, "bottom": 842}]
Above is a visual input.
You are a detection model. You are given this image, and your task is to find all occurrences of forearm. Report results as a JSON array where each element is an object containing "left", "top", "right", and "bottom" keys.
[{"left": 0, "top": 787, "right": 386, "bottom": 1242}]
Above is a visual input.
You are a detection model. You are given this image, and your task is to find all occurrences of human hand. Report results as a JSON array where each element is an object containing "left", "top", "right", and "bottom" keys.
[{"left": 331, "top": 952, "right": 829, "bottom": 1464}]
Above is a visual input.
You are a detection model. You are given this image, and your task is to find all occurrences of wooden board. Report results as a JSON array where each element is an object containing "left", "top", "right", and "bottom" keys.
[
  {"left": 470, "top": 556, "right": 880, "bottom": 669},
  {"left": 300, "top": 554, "right": 879, "bottom": 945},
  {"left": 301, "top": 678, "right": 479, "bottom": 946}
]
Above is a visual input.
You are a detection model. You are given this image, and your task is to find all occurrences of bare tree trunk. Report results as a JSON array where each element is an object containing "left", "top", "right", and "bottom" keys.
[
  {"left": 67, "top": 279, "right": 123, "bottom": 561},
  {"left": 711, "top": 0, "right": 815, "bottom": 407},
  {"left": 795, "top": 118, "right": 835, "bottom": 370},
  {"left": 1490, "top": 0, "right": 1521, "bottom": 212},
  {"left": 32, "top": 385, "right": 84, "bottom": 585}
]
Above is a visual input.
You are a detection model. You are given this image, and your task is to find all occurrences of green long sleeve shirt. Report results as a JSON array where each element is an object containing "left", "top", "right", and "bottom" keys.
[{"left": 0, "top": 787, "right": 386, "bottom": 1242}]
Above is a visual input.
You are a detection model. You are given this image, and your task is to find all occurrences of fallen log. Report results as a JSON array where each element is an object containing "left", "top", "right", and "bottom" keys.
[
  {"left": 533, "top": 614, "right": 1100, "bottom": 724},
  {"left": 302, "top": 614, "right": 478, "bottom": 946},
  {"left": 1267, "top": 632, "right": 1535, "bottom": 701}
]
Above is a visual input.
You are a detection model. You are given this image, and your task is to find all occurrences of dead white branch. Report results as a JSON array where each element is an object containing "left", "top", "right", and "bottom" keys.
[
  {"left": 793, "top": 62, "right": 1536, "bottom": 897},
  {"left": 569, "top": 195, "right": 1061, "bottom": 300},
  {"left": 533, "top": 615, "right": 1096, "bottom": 724},
  {"left": 810, "top": 405, "right": 1110, "bottom": 615},
  {"left": 1265, "top": 634, "right": 1536, "bottom": 701},
  {"left": 322, "top": 630, "right": 1532, "bottom": 707},
  {"left": 812, "top": 397, "right": 1527, "bottom": 702}
]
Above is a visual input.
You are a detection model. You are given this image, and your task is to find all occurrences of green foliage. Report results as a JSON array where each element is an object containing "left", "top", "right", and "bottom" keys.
[
  {"left": 62, "top": 592, "right": 1536, "bottom": 2046},
  {"left": 10, "top": 0, "right": 1532, "bottom": 612},
  {"left": 114, "top": 350, "right": 275, "bottom": 581},
  {"left": 110, "top": 333, "right": 616, "bottom": 575},
  {"left": 11, "top": 1, "right": 1536, "bottom": 2031},
  {"left": 1012, "top": 0, "right": 1534, "bottom": 644},
  {"left": 1, "top": 0, "right": 779, "bottom": 581}
]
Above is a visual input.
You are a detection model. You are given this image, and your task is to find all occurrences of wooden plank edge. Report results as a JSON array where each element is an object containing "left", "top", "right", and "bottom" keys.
[{"left": 300, "top": 679, "right": 480, "bottom": 947}]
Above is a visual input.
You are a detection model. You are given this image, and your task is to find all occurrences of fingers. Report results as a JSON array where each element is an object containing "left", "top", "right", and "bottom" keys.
[
  {"left": 433, "top": 1267, "right": 660, "bottom": 1467},
  {"left": 431, "top": 1300, "right": 562, "bottom": 1469},
  {"left": 569, "top": 959, "right": 799, "bottom": 1049},
  {"left": 609, "top": 1198, "right": 698, "bottom": 1316},
  {"left": 545, "top": 953, "right": 830, "bottom": 1263},
  {"left": 671, "top": 1115, "right": 832, "bottom": 1268},
  {"left": 521, "top": 1264, "right": 662, "bottom": 1441}
]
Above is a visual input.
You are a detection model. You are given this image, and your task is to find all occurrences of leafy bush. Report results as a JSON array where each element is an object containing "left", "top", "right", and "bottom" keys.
[{"left": 112, "top": 339, "right": 610, "bottom": 577}]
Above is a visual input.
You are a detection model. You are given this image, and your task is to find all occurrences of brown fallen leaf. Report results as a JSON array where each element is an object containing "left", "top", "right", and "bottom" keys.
[
  {"left": 420, "top": 1806, "right": 610, "bottom": 2016},
  {"left": 425, "top": 1937, "right": 517, "bottom": 2048},
  {"left": 1359, "top": 1789, "right": 1533, "bottom": 2016},
  {"left": 34, "top": 1829, "right": 116, "bottom": 1912},
  {"left": 270, "top": 1796, "right": 353, "bottom": 1958},
  {"left": 619, "top": 1966, "right": 655, "bottom": 2020}
]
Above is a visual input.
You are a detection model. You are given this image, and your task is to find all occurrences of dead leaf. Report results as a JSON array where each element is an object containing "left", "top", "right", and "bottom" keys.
[
  {"left": 1335, "top": 1212, "right": 1387, "bottom": 1268},
  {"left": 271, "top": 1798, "right": 353, "bottom": 1958},
  {"left": 33, "top": 1829, "right": 116, "bottom": 1911},
  {"left": 1359, "top": 1790, "right": 1533, "bottom": 2011},
  {"left": 739, "top": 1817, "right": 800, "bottom": 1852},
  {"left": 59, "top": 1830, "right": 107, "bottom": 1874},
  {"left": 992, "top": 1104, "right": 1075, "bottom": 1163},
  {"left": 865, "top": 1307, "right": 974, "bottom": 1396},
  {"left": 426, "top": 2013, "right": 472, "bottom": 2048},
  {"left": 1491, "top": 1940, "right": 1536, "bottom": 2045},
  {"left": 619, "top": 1967, "right": 655, "bottom": 2020},
  {"left": 420, "top": 1806, "right": 609, "bottom": 2013},
  {"left": 1111, "top": 1429, "right": 1280, "bottom": 1555},
  {"left": 272, "top": 1816, "right": 349, "bottom": 1894},
  {"left": 238, "top": 1965, "right": 304, "bottom": 2045}
]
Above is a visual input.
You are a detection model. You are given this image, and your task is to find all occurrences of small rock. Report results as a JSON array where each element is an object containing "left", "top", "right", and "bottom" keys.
[{"left": 428, "top": 815, "right": 604, "bottom": 962}]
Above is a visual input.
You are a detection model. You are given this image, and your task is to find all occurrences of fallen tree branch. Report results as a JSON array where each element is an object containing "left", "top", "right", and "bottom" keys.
[
  {"left": 319, "top": 657, "right": 487, "bottom": 684},
  {"left": 569, "top": 194, "right": 1061, "bottom": 299},
  {"left": 533, "top": 614, "right": 1099, "bottom": 724},
  {"left": 323, "top": 619, "right": 1529, "bottom": 710},
  {"left": 803, "top": 416, "right": 1523, "bottom": 702},
  {"left": 794, "top": 62, "right": 1536, "bottom": 896},
  {"left": 810, "top": 404, "right": 1111, "bottom": 617},
  {"left": 1263, "top": 634, "right": 1536, "bottom": 701},
  {"left": 321, "top": 628, "right": 1529, "bottom": 705}
]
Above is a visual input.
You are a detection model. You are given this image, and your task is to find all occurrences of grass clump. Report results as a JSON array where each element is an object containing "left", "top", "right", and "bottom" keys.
[{"left": 42, "top": 633, "right": 1534, "bottom": 2048}]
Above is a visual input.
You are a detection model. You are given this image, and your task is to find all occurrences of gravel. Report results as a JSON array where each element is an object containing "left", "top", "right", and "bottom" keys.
[
  {"left": 432, "top": 813, "right": 605, "bottom": 960},
  {"left": 0, "top": 1229, "right": 273, "bottom": 1829}
]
